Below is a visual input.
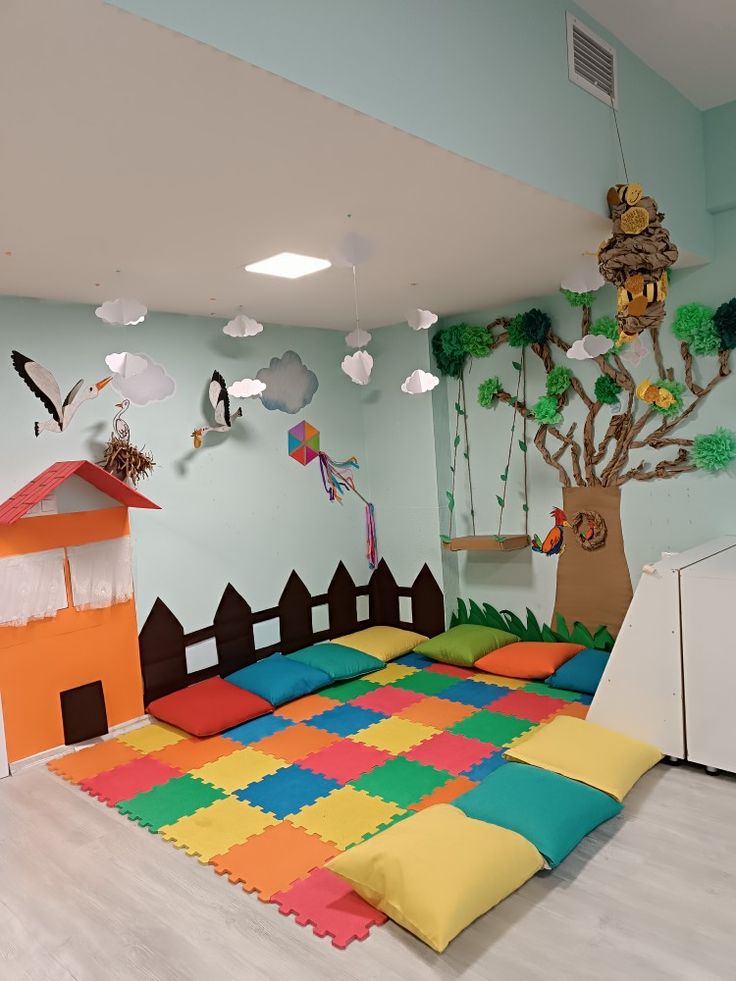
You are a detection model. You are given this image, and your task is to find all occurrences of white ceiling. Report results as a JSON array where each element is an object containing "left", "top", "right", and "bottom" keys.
[{"left": 576, "top": 0, "right": 736, "bottom": 110}]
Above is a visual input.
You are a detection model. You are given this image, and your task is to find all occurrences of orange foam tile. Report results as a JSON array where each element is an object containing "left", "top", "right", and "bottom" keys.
[
  {"left": 255, "top": 724, "right": 338, "bottom": 764},
  {"left": 555, "top": 701, "right": 589, "bottom": 720},
  {"left": 151, "top": 735, "right": 239, "bottom": 771},
  {"left": 409, "top": 775, "right": 479, "bottom": 812},
  {"left": 48, "top": 739, "right": 142, "bottom": 784},
  {"left": 275, "top": 694, "right": 341, "bottom": 723},
  {"left": 397, "top": 695, "right": 479, "bottom": 730}
]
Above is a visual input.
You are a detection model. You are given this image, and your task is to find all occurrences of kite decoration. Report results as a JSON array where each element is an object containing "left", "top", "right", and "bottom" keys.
[
  {"left": 11, "top": 351, "right": 112, "bottom": 436},
  {"left": 288, "top": 421, "right": 320, "bottom": 466},
  {"left": 192, "top": 370, "right": 243, "bottom": 448},
  {"left": 100, "top": 399, "right": 156, "bottom": 485},
  {"left": 317, "top": 451, "right": 378, "bottom": 569}
]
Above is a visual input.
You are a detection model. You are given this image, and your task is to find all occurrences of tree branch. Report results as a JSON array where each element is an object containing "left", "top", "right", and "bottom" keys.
[
  {"left": 616, "top": 448, "right": 696, "bottom": 484},
  {"left": 535, "top": 426, "right": 572, "bottom": 487}
]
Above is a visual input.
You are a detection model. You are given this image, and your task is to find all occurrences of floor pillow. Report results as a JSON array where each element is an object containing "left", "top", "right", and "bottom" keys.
[
  {"left": 147, "top": 677, "right": 273, "bottom": 738},
  {"left": 328, "top": 803, "right": 542, "bottom": 952},
  {"left": 286, "top": 643, "right": 383, "bottom": 682},
  {"left": 475, "top": 641, "right": 583, "bottom": 680},
  {"left": 329, "top": 626, "right": 428, "bottom": 663},
  {"left": 454, "top": 761, "right": 622, "bottom": 867},
  {"left": 546, "top": 648, "right": 610, "bottom": 695},
  {"left": 415, "top": 624, "right": 518, "bottom": 668},
  {"left": 225, "top": 654, "right": 330, "bottom": 707},
  {"left": 504, "top": 716, "right": 662, "bottom": 802}
]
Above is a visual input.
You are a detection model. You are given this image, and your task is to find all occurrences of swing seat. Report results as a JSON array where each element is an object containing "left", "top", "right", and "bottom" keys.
[{"left": 442, "top": 535, "right": 530, "bottom": 552}]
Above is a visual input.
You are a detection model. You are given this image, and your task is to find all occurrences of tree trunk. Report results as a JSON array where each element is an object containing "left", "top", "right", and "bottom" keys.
[{"left": 553, "top": 485, "right": 633, "bottom": 637}]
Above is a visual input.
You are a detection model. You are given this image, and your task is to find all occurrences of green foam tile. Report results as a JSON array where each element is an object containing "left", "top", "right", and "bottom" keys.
[
  {"left": 319, "top": 679, "right": 380, "bottom": 702},
  {"left": 521, "top": 682, "right": 583, "bottom": 702},
  {"left": 391, "top": 671, "right": 460, "bottom": 696},
  {"left": 451, "top": 711, "right": 536, "bottom": 746},
  {"left": 116, "top": 773, "right": 226, "bottom": 833},
  {"left": 351, "top": 757, "right": 451, "bottom": 809}
]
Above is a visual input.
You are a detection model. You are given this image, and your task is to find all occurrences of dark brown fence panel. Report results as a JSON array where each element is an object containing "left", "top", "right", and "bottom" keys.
[
  {"left": 410, "top": 564, "right": 445, "bottom": 637},
  {"left": 369, "top": 559, "right": 400, "bottom": 627},
  {"left": 278, "top": 571, "right": 314, "bottom": 653},
  {"left": 214, "top": 584, "right": 256, "bottom": 675},
  {"left": 139, "top": 598, "right": 187, "bottom": 703},
  {"left": 327, "top": 562, "right": 359, "bottom": 637}
]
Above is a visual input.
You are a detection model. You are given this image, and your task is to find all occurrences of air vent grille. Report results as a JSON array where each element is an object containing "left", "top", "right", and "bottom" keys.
[{"left": 566, "top": 13, "right": 617, "bottom": 106}]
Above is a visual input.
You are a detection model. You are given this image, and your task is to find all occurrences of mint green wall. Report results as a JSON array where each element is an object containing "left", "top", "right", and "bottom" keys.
[
  {"left": 108, "top": 0, "right": 711, "bottom": 258},
  {"left": 704, "top": 100, "right": 736, "bottom": 213}
]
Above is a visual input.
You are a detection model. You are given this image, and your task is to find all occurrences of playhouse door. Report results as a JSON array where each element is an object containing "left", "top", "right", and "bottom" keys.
[{"left": 60, "top": 680, "right": 109, "bottom": 745}]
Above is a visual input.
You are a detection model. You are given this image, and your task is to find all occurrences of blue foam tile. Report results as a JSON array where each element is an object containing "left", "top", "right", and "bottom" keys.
[
  {"left": 394, "top": 652, "right": 433, "bottom": 668},
  {"left": 435, "top": 680, "right": 511, "bottom": 708},
  {"left": 463, "top": 751, "right": 508, "bottom": 781},
  {"left": 307, "top": 704, "right": 386, "bottom": 737},
  {"left": 223, "top": 714, "right": 291, "bottom": 745},
  {"left": 234, "top": 765, "right": 339, "bottom": 819},
  {"left": 577, "top": 694, "right": 594, "bottom": 705}
]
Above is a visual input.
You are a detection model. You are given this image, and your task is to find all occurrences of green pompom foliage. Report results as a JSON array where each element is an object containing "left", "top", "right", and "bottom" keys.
[
  {"left": 672, "top": 303, "right": 714, "bottom": 344},
  {"left": 432, "top": 324, "right": 468, "bottom": 378},
  {"left": 692, "top": 428, "right": 736, "bottom": 472},
  {"left": 524, "top": 308, "right": 552, "bottom": 344},
  {"left": 463, "top": 324, "right": 492, "bottom": 359},
  {"left": 652, "top": 378, "right": 684, "bottom": 416},
  {"left": 546, "top": 365, "right": 573, "bottom": 396},
  {"left": 507, "top": 313, "right": 528, "bottom": 348},
  {"left": 590, "top": 316, "right": 619, "bottom": 341},
  {"left": 560, "top": 288, "right": 594, "bottom": 308},
  {"left": 714, "top": 298, "right": 736, "bottom": 351},
  {"left": 594, "top": 374, "right": 621, "bottom": 405},
  {"left": 478, "top": 377, "right": 502, "bottom": 408},
  {"left": 532, "top": 394, "right": 563, "bottom": 426}
]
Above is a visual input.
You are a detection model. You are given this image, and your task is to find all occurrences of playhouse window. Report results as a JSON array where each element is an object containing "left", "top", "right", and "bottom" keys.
[
  {"left": 66, "top": 537, "right": 134, "bottom": 611},
  {"left": 0, "top": 549, "right": 68, "bottom": 626}
]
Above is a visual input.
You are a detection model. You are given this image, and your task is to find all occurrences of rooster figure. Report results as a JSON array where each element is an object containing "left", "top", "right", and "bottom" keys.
[{"left": 531, "top": 508, "right": 570, "bottom": 556}]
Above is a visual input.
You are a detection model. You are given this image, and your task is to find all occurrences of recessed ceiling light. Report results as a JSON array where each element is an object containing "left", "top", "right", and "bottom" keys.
[{"left": 244, "top": 252, "right": 332, "bottom": 279}]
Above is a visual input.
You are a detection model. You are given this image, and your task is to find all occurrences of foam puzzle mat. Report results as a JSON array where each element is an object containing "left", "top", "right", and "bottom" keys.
[{"left": 49, "top": 655, "right": 589, "bottom": 948}]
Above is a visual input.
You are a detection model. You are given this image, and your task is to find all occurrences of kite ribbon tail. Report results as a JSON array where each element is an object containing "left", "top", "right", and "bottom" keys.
[{"left": 366, "top": 502, "right": 378, "bottom": 570}]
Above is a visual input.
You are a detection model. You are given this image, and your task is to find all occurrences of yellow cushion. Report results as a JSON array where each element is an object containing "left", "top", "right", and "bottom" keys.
[
  {"left": 330, "top": 626, "right": 427, "bottom": 663},
  {"left": 504, "top": 716, "right": 662, "bottom": 802},
  {"left": 327, "top": 804, "right": 543, "bottom": 952}
]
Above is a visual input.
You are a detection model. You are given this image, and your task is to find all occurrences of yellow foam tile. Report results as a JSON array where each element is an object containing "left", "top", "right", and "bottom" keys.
[
  {"left": 351, "top": 717, "right": 438, "bottom": 754},
  {"left": 366, "top": 663, "right": 418, "bottom": 685},
  {"left": 160, "top": 797, "right": 276, "bottom": 862},
  {"left": 290, "top": 786, "right": 404, "bottom": 850},
  {"left": 118, "top": 722, "right": 186, "bottom": 753},
  {"left": 191, "top": 746, "right": 286, "bottom": 793},
  {"left": 469, "top": 673, "right": 527, "bottom": 690}
]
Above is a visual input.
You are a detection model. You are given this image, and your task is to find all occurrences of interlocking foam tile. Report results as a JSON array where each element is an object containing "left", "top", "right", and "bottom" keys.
[
  {"left": 191, "top": 746, "right": 286, "bottom": 793},
  {"left": 464, "top": 750, "right": 508, "bottom": 781},
  {"left": 80, "top": 756, "right": 182, "bottom": 806},
  {"left": 491, "top": 690, "right": 569, "bottom": 723},
  {"left": 351, "top": 757, "right": 451, "bottom": 808},
  {"left": 152, "top": 735, "right": 240, "bottom": 771},
  {"left": 255, "top": 724, "right": 338, "bottom": 764},
  {"left": 394, "top": 652, "right": 433, "bottom": 668},
  {"left": 300, "top": 740, "right": 391, "bottom": 784},
  {"left": 470, "top": 672, "right": 527, "bottom": 690},
  {"left": 117, "top": 774, "right": 226, "bottom": 833},
  {"left": 521, "top": 681, "right": 582, "bottom": 702},
  {"left": 405, "top": 730, "right": 494, "bottom": 775},
  {"left": 451, "top": 710, "right": 535, "bottom": 746},
  {"left": 436, "top": 679, "right": 512, "bottom": 708},
  {"left": 223, "top": 714, "right": 291, "bottom": 745},
  {"left": 271, "top": 867, "right": 387, "bottom": 949},
  {"left": 397, "top": 694, "right": 479, "bottom": 730},
  {"left": 425, "top": 663, "right": 476, "bottom": 679},
  {"left": 236, "top": 765, "right": 340, "bottom": 819},
  {"left": 290, "top": 786, "right": 405, "bottom": 849},
  {"left": 274, "top": 693, "right": 341, "bottom": 723},
  {"left": 350, "top": 716, "right": 438, "bottom": 754},
  {"left": 209, "top": 820, "right": 339, "bottom": 900},
  {"left": 117, "top": 721, "right": 186, "bottom": 753},
  {"left": 578, "top": 693, "right": 594, "bottom": 706},
  {"left": 391, "top": 671, "right": 462, "bottom": 696},
  {"left": 350, "top": 685, "right": 424, "bottom": 715},
  {"left": 308, "top": 704, "right": 386, "bottom": 738},
  {"left": 318, "top": 679, "right": 380, "bottom": 703},
  {"left": 48, "top": 740, "right": 141, "bottom": 784},
  {"left": 555, "top": 701, "right": 590, "bottom": 720},
  {"left": 160, "top": 797, "right": 275, "bottom": 862},
  {"left": 409, "top": 775, "right": 479, "bottom": 812},
  {"left": 365, "top": 663, "right": 418, "bottom": 685}
]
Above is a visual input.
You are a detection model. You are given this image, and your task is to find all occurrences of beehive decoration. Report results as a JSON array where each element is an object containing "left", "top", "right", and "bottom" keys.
[{"left": 598, "top": 186, "right": 678, "bottom": 338}]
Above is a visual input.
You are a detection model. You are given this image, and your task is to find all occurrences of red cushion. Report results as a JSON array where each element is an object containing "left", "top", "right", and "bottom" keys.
[{"left": 147, "top": 677, "right": 273, "bottom": 737}]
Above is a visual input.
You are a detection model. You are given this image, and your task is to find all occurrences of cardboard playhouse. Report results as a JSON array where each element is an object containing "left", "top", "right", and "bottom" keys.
[{"left": 0, "top": 461, "right": 158, "bottom": 772}]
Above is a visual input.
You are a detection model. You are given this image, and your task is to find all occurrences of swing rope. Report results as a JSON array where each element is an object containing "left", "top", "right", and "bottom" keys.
[{"left": 496, "top": 350, "right": 529, "bottom": 539}]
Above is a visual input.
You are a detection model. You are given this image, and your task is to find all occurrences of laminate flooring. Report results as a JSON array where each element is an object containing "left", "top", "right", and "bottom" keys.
[{"left": 1, "top": 761, "right": 735, "bottom": 981}]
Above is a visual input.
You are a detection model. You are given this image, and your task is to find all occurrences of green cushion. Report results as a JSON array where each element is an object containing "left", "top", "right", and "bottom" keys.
[
  {"left": 454, "top": 761, "right": 622, "bottom": 867},
  {"left": 286, "top": 643, "right": 383, "bottom": 682},
  {"left": 415, "top": 624, "right": 518, "bottom": 667}
]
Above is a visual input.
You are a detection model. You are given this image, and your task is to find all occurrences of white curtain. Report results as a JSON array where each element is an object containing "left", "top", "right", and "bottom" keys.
[
  {"left": 67, "top": 537, "right": 133, "bottom": 611},
  {"left": 0, "top": 549, "right": 68, "bottom": 626}
]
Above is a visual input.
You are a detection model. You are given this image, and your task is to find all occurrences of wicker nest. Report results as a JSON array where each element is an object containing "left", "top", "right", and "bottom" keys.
[
  {"left": 571, "top": 510, "right": 607, "bottom": 551},
  {"left": 598, "top": 196, "right": 679, "bottom": 287},
  {"left": 100, "top": 436, "right": 155, "bottom": 486}
]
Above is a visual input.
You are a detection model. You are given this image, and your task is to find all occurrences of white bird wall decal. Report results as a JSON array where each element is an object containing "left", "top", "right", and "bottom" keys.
[
  {"left": 192, "top": 370, "right": 243, "bottom": 448},
  {"left": 112, "top": 399, "right": 131, "bottom": 443},
  {"left": 11, "top": 351, "right": 112, "bottom": 436}
]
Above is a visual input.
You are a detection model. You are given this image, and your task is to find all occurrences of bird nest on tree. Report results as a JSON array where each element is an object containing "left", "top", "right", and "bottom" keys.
[
  {"left": 570, "top": 510, "right": 607, "bottom": 551},
  {"left": 100, "top": 436, "right": 155, "bottom": 486}
]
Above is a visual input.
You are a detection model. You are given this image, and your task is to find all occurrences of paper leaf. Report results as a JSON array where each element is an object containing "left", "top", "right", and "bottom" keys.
[
  {"left": 105, "top": 352, "right": 148, "bottom": 379},
  {"left": 522, "top": 503, "right": 529, "bottom": 512},
  {"left": 228, "top": 378, "right": 267, "bottom": 398},
  {"left": 560, "top": 255, "right": 605, "bottom": 293},
  {"left": 407, "top": 308, "right": 439, "bottom": 331},
  {"left": 512, "top": 360, "right": 522, "bottom": 371},
  {"left": 567, "top": 335, "right": 614, "bottom": 361},
  {"left": 509, "top": 396, "right": 517, "bottom": 405},
  {"left": 496, "top": 495, "right": 505, "bottom": 507},
  {"left": 95, "top": 298, "right": 147, "bottom": 326},
  {"left": 341, "top": 350, "right": 373, "bottom": 386},
  {"left": 401, "top": 368, "right": 440, "bottom": 394},
  {"left": 518, "top": 439, "right": 527, "bottom": 452},
  {"left": 453, "top": 434, "right": 461, "bottom": 447},
  {"left": 500, "top": 473, "right": 507, "bottom": 481},
  {"left": 223, "top": 314, "right": 264, "bottom": 338},
  {"left": 446, "top": 491, "right": 455, "bottom": 512},
  {"left": 345, "top": 326, "right": 372, "bottom": 349},
  {"left": 454, "top": 401, "right": 465, "bottom": 415},
  {"left": 440, "top": 534, "right": 452, "bottom": 544},
  {"left": 109, "top": 352, "right": 175, "bottom": 405},
  {"left": 495, "top": 535, "right": 507, "bottom": 543}
]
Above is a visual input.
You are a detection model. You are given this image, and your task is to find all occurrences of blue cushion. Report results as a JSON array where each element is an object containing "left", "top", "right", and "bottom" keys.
[
  {"left": 286, "top": 643, "right": 383, "bottom": 682},
  {"left": 225, "top": 654, "right": 330, "bottom": 707},
  {"left": 545, "top": 648, "right": 610, "bottom": 696},
  {"left": 454, "top": 761, "right": 622, "bottom": 867}
]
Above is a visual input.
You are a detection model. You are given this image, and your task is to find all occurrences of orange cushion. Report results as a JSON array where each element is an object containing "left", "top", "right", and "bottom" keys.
[{"left": 474, "top": 642, "right": 584, "bottom": 681}]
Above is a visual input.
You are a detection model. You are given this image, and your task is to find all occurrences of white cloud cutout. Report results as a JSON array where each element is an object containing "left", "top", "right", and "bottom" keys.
[
  {"left": 109, "top": 352, "right": 175, "bottom": 405},
  {"left": 228, "top": 378, "right": 267, "bottom": 398},
  {"left": 223, "top": 313, "right": 264, "bottom": 338},
  {"left": 619, "top": 336, "right": 648, "bottom": 366},
  {"left": 256, "top": 350, "right": 319, "bottom": 413},
  {"left": 567, "top": 334, "right": 614, "bottom": 360},
  {"left": 407, "top": 308, "right": 438, "bottom": 331},
  {"left": 341, "top": 350, "right": 373, "bottom": 385},
  {"left": 345, "top": 326, "right": 372, "bottom": 349},
  {"left": 95, "top": 298, "right": 147, "bottom": 326},
  {"left": 105, "top": 352, "right": 148, "bottom": 379},
  {"left": 560, "top": 255, "right": 605, "bottom": 294},
  {"left": 401, "top": 368, "right": 440, "bottom": 394}
]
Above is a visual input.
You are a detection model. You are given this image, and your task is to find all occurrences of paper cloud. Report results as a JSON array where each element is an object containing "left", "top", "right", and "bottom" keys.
[
  {"left": 401, "top": 368, "right": 440, "bottom": 394},
  {"left": 345, "top": 326, "right": 372, "bottom": 349},
  {"left": 341, "top": 350, "right": 373, "bottom": 386},
  {"left": 228, "top": 378, "right": 267, "bottom": 399},
  {"left": 256, "top": 350, "right": 319, "bottom": 413},
  {"left": 407, "top": 309, "right": 438, "bottom": 331},
  {"left": 95, "top": 298, "right": 147, "bottom": 326},
  {"left": 223, "top": 314, "right": 264, "bottom": 338},
  {"left": 109, "top": 352, "right": 175, "bottom": 405},
  {"left": 560, "top": 255, "right": 605, "bottom": 294},
  {"left": 619, "top": 336, "right": 648, "bottom": 367},
  {"left": 567, "top": 334, "right": 614, "bottom": 361},
  {"left": 105, "top": 351, "right": 148, "bottom": 379}
]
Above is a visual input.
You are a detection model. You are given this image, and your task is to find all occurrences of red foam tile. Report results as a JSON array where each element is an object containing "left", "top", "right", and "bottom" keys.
[
  {"left": 80, "top": 756, "right": 183, "bottom": 806},
  {"left": 300, "top": 741, "right": 391, "bottom": 784},
  {"left": 425, "top": 663, "right": 476, "bottom": 679},
  {"left": 351, "top": 686, "right": 424, "bottom": 715},
  {"left": 491, "top": 690, "right": 569, "bottom": 723},
  {"left": 270, "top": 867, "right": 386, "bottom": 948},
  {"left": 405, "top": 730, "right": 494, "bottom": 775}
]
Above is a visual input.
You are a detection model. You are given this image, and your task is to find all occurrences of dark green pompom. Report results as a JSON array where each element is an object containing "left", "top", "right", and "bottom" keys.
[
  {"left": 523, "top": 308, "right": 551, "bottom": 344},
  {"left": 432, "top": 324, "right": 468, "bottom": 378},
  {"left": 594, "top": 374, "right": 621, "bottom": 405},
  {"left": 478, "top": 377, "right": 502, "bottom": 408},
  {"left": 463, "top": 324, "right": 492, "bottom": 359},
  {"left": 714, "top": 298, "right": 736, "bottom": 351},
  {"left": 560, "top": 288, "right": 594, "bottom": 308}
]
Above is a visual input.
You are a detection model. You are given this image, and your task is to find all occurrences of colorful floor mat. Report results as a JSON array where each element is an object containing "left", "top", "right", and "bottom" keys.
[{"left": 49, "top": 656, "right": 587, "bottom": 948}]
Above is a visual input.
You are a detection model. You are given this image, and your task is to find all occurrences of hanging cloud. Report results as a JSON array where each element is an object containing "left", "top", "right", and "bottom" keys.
[
  {"left": 223, "top": 314, "right": 264, "bottom": 338},
  {"left": 256, "top": 350, "right": 319, "bottom": 413},
  {"left": 95, "top": 298, "right": 147, "bottom": 326},
  {"left": 105, "top": 351, "right": 148, "bottom": 379},
  {"left": 228, "top": 378, "right": 267, "bottom": 399},
  {"left": 407, "top": 308, "right": 438, "bottom": 331},
  {"left": 567, "top": 334, "right": 614, "bottom": 360},
  {"left": 109, "top": 352, "right": 175, "bottom": 405},
  {"left": 560, "top": 255, "right": 605, "bottom": 294},
  {"left": 401, "top": 368, "right": 439, "bottom": 394},
  {"left": 341, "top": 350, "right": 373, "bottom": 386},
  {"left": 345, "top": 326, "right": 372, "bottom": 349}
]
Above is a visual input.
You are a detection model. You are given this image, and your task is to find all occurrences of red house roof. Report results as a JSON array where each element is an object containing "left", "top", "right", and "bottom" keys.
[{"left": 0, "top": 461, "right": 160, "bottom": 525}]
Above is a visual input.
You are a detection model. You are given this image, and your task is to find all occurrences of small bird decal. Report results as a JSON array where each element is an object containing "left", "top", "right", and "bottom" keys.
[
  {"left": 531, "top": 508, "right": 570, "bottom": 556},
  {"left": 11, "top": 351, "right": 112, "bottom": 436},
  {"left": 636, "top": 377, "right": 676, "bottom": 410},
  {"left": 192, "top": 370, "right": 243, "bottom": 448},
  {"left": 112, "top": 399, "right": 131, "bottom": 443},
  {"left": 579, "top": 517, "right": 596, "bottom": 545}
]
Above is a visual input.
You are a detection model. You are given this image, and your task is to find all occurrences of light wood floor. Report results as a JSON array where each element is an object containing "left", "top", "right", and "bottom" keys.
[{"left": 1, "top": 761, "right": 735, "bottom": 981}]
